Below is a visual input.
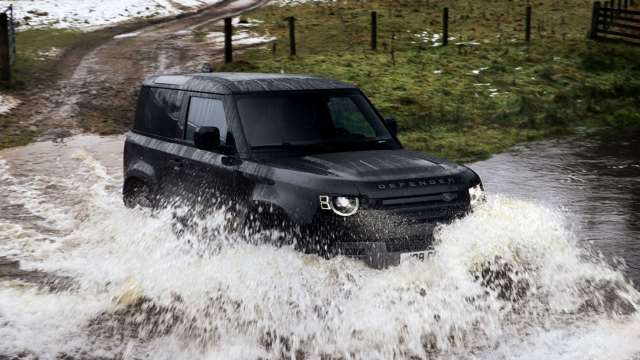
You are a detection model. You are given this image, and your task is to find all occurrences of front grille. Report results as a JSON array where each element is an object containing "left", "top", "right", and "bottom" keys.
[
  {"left": 370, "top": 191, "right": 469, "bottom": 225},
  {"left": 380, "top": 192, "right": 461, "bottom": 208}
]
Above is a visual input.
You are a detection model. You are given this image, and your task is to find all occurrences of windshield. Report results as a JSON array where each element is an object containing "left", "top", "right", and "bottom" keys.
[{"left": 236, "top": 92, "right": 395, "bottom": 151}]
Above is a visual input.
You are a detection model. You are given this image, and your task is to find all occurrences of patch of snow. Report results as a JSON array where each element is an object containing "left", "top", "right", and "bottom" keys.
[
  {"left": 0, "top": 94, "right": 21, "bottom": 115},
  {"left": 414, "top": 30, "right": 443, "bottom": 46},
  {"left": 0, "top": 0, "right": 225, "bottom": 30},
  {"left": 473, "top": 83, "right": 491, "bottom": 86},
  {"left": 113, "top": 32, "right": 141, "bottom": 39},
  {"left": 454, "top": 41, "right": 481, "bottom": 46},
  {"left": 271, "top": 0, "right": 335, "bottom": 6},
  {"left": 36, "top": 47, "right": 62, "bottom": 60},
  {"left": 204, "top": 31, "right": 275, "bottom": 46},
  {"left": 233, "top": 17, "right": 263, "bottom": 28},
  {"left": 470, "top": 67, "right": 489, "bottom": 75},
  {"left": 433, "top": 70, "right": 442, "bottom": 75}
]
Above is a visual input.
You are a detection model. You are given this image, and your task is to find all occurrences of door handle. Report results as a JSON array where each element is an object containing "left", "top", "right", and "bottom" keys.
[{"left": 222, "top": 156, "right": 242, "bottom": 166}]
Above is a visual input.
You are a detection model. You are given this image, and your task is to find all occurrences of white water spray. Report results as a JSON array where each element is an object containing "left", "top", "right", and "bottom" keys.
[{"left": 0, "top": 136, "right": 639, "bottom": 359}]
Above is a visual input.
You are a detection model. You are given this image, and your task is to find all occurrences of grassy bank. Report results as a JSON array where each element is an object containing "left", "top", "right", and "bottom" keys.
[
  {"left": 0, "top": 28, "right": 112, "bottom": 149},
  {"left": 11, "top": 29, "right": 113, "bottom": 88},
  {"left": 213, "top": 0, "right": 640, "bottom": 162}
]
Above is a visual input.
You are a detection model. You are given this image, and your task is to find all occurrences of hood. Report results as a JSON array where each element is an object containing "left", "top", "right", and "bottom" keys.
[{"left": 263, "top": 149, "right": 469, "bottom": 182}]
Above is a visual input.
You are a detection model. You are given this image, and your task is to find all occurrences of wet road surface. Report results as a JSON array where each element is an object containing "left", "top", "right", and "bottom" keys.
[
  {"left": 0, "top": 134, "right": 639, "bottom": 359},
  {"left": 475, "top": 131, "right": 640, "bottom": 285}
]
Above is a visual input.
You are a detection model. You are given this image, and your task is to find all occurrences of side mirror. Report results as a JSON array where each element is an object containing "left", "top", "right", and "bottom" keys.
[
  {"left": 384, "top": 117, "right": 398, "bottom": 137},
  {"left": 194, "top": 126, "right": 221, "bottom": 150}
]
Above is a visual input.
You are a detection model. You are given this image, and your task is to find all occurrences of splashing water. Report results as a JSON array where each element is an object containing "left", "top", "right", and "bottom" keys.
[{"left": 0, "top": 135, "right": 639, "bottom": 359}]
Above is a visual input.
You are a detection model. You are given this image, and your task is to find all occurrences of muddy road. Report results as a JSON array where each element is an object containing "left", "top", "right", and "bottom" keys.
[{"left": 19, "top": 0, "right": 270, "bottom": 141}]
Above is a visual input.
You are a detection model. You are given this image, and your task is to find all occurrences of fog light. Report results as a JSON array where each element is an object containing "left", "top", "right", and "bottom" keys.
[
  {"left": 319, "top": 195, "right": 360, "bottom": 217},
  {"left": 468, "top": 184, "right": 485, "bottom": 208}
]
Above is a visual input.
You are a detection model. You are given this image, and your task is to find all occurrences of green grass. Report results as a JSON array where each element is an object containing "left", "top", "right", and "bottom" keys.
[
  {"left": 0, "top": 114, "right": 36, "bottom": 149},
  {"left": 209, "top": 0, "right": 640, "bottom": 162},
  {"left": 6, "top": 28, "right": 111, "bottom": 88},
  {"left": 0, "top": 28, "right": 113, "bottom": 150}
]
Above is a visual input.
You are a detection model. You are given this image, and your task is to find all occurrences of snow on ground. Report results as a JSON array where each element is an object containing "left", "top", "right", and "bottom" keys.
[
  {"left": 271, "top": 0, "right": 334, "bottom": 5},
  {"left": 0, "top": 94, "right": 21, "bottom": 115},
  {"left": 36, "top": 47, "right": 62, "bottom": 60},
  {"left": 113, "top": 31, "right": 142, "bottom": 39},
  {"left": 0, "top": 0, "right": 224, "bottom": 30},
  {"left": 205, "top": 30, "right": 276, "bottom": 46},
  {"left": 0, "top": 0, "right": 334, "bottom": 30}
]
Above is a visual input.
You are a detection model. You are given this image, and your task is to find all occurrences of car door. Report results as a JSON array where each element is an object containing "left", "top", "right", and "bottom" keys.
[
  {"left": 181, "top": 93, "right": 238, "bottom": 209},
  {"left": 130, "top": 86, "right": 188, "bottom": 202}
]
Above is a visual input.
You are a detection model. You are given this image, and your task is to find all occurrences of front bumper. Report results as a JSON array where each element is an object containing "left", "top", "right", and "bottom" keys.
[
  {"left": 328, "top": 220, "right": 438, "bottom": 268},
  {"left": 304, "top": 200, "right": 468, "bottom": 268}
]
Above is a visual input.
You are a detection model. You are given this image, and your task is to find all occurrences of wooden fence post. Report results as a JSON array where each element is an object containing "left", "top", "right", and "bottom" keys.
[
  {"left": 442, "top": 7, "right": 449, "bottom": 46},
  {"left": 224, "top": 17, "right": 232, "bottom": 64},
  {"left": 288, "top": 16, "right": 296, "bottom": 57},
  {"left": 371, "top": 11, "right": 378, "bottom": 51},
  {"left": 0, "top": 13, "right": 10, "bottom": 81},
  {"left": 610, "top": 0, "right": 615, "bottom": 26},
  {"left": 589, "top": 2, "right": 601, "bottom": 40},
  {"left": 525, "top": 6, "right": 532, "bottom": 42}
]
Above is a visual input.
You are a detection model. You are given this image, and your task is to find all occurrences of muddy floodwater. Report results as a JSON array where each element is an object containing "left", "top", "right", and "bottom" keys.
[
  {"left": 475, "top": 132, "right": 640, "bottom": 286},
  {"left": 1, "top": 134, "right": 639, "bottom": 359}
]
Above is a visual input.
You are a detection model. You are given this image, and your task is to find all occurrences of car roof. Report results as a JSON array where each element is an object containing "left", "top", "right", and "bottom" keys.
[{"left": 142, "top": 72, "right": 358, "bottom": 94}]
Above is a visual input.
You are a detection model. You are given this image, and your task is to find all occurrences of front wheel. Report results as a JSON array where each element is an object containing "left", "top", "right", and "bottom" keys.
[
  {"left": 240, "top": 204, "right": 295, "bottom": 247},
  {"left": 123, "top": 179, "right": 155, "bottom": 209}
]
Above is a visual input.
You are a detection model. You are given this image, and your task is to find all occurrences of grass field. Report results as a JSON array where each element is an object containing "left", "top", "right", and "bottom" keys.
[
  {"left": 9, "top": 29, "right": 113, "bottom": 88},
  {"left": 0, "top": 28, "right": 113, "bottom": 149},
  {"left": 212, "top": 0, "right": 640, "bottom": 162}
]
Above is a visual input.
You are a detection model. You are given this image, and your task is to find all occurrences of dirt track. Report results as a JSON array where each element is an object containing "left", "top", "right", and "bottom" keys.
[{"left": 20, "top": 0, "right": 270, "bottom": 141}]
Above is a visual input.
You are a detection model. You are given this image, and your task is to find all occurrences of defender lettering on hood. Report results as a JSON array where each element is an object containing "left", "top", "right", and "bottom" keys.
[{"left": 376, "top": 177, "right": 456, "bottom": 190}]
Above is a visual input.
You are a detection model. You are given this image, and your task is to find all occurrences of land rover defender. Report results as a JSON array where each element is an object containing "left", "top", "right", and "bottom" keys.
[{"left": 123, "top": 73, "right": 484, "bottom": 267}]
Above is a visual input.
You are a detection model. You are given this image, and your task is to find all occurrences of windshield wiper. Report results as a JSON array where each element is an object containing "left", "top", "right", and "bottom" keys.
[
  {"left": 251, "top": 138, "right": 393, "bottom": 151},
  {"left": 250, "top": 142, "right": 311, "bottom": 150}
]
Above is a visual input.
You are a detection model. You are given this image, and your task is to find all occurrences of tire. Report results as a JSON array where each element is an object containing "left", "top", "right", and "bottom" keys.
[
  {"left": 123, "top": 179, "right": 155, "bottom": 209},
  {"left": 241, "top": 204, "right": 294, "bottom": 247}
]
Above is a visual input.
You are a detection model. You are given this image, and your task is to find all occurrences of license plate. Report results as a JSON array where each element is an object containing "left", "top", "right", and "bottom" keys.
[{"left": 401, "top": 251, "right": 430, "bottom": 262}]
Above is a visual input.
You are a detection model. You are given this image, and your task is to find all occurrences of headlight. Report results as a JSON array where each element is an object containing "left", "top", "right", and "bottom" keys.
[
  {"left": 319, "top": 195, "right": 360, "bottom": 217},
  {"left": 468, "top": 184, "right": 485, "bottom": 208}
]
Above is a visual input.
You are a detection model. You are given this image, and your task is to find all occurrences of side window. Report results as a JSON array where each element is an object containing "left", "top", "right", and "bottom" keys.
[
  {"left": 185, "top": 97, "right": 228, "bottom": 144},
  {"left": 134, "top": 87, "right": 184, "bottom": 138},
  {"left": 328, "top": 97, "right": 376, "bottom": 138}
]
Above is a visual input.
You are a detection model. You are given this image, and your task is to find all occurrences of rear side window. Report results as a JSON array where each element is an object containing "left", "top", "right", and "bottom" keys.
[
  {"left": 134, "top": 87, "right": 184, "bottom": 138},
  {"left": 185, "top": 97, "right": 227, "bottom": 143}
]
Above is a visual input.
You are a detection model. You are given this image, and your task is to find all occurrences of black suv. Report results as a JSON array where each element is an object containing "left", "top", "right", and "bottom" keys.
[{"left": 123, "top": 73, "right": 483, "bottom": 267}]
